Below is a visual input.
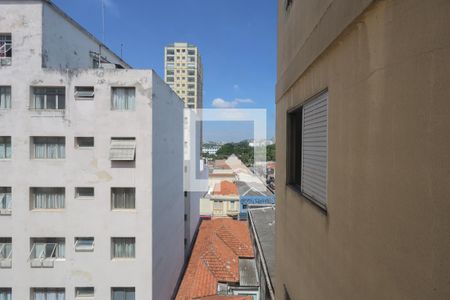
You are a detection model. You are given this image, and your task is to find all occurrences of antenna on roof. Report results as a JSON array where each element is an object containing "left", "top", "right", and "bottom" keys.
[{"left": 101, "top": 0, "right": 105, "bottom": 43}]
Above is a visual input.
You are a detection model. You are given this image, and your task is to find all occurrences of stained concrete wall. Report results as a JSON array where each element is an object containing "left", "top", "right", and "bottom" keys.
[
  {"left": 0, "top": 1, "right": 184, "bottom": 299},
  {"left": 151, "top": 74, "right": 185, "bottom": 300},
  {"left": 0, "top": 66, "right": 156, "bottom": 299},
  {"left": 42, "top": 1, "right": 128, "bottom": 69},
  {"left": 276, "top": 0, "right": 450, "bottom": 299}
]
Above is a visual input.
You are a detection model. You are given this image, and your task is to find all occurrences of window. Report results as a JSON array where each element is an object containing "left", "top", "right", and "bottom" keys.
[
  {"left": 74, "top": 86, "right": 94, "bottom": 100},
  {"left": 75, "top": 137, "right": 94, "bottom": 148},
  {"left": 166, "top": 70, "right": 174, "bottom": 75},
  {"left": 32, "top": 137, "right": 65, "bottom": 159},
  {"left": 112, "top": 87, "right": 135, "bottom": 111},
  {"left": 0, "top": 187, "right": 11, "bottom": 214},
  {"left": 30, "top": 238, "right": 65, "bottom": 260},
  {"left": 111, "top": 238, "right": 135, "bottom": 259},
  {"left": 0, "top": 86, "right": 11, "bottom": 109},
  {"left": 166, "top": 76, "right": 174, "bottom": 82},
  {"left": 0, "top": 137, "right": 11, "bottom": 159},
  {"left": 31, "top": 288, "right": 65, "bottom": 300},
  {"left": 188, "top": 49, "right": 195, "bottom": 55},
  {"left": 187, "top": 70, "right": 195, "bottom": 76},
  {"left": 0, "top": 238, "right": 12, "bottom": 268},
  {"left": 75, "top": 187, "right": 94, "bottom": 199},
  {"left": 32, "top": 87, "right": 65, "bottom": 110},
  {"left": 74, "top": 237, "right": 94, "bottom": 252},
  {"left": 111, "top": 188, "right": 135, "bottom": 209},
  {"left": 188, "top": 56, "right": 195, "bottom": 62},
  {"left": 284, "top": 0, "right": 293, "bottom": 11},
  {"left": 187, "top": 97, "right": 195, "bottom": 103},
  {"left": 75, "top": 287, "right": 94, "bottom": 298},
  {"left": 112, "top": 288, "right": 135, "bottom": 300},
  {"left": 188, "top": 84, "right": 195, "bottom": 89},
  {"left": 187, "top": 91, "right": 195, "bottom": 96},
  {"left": 0, "top": 34, "right": 12, "bottom": 66},
  {"left": 187, "top": 77, "right": 195, "bottom": 82},
  {"left": 166, "top": 63, "right": 174, "bottom": 70},
  {"left": 166, "top": 49, "right": 174, "bottom": 55},
  {"left": 30, "top": 187, "right": 65, "bottom": 209},
  {"left": 166, "top": 56, "right": 174, "bottom": 62},
  {"left": 287, "top": 91, "right": 328, "bottom": 208},
  {"left": 0, "top": 288, "right": 11, "bottom": 300},
  {"left": 109, "top": 138, "right": 136, "bottom": 161}
]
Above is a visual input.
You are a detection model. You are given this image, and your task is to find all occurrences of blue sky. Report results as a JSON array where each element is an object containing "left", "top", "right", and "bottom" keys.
[{"left": 53, "top": 0, "right": 277, "bottom": 142}]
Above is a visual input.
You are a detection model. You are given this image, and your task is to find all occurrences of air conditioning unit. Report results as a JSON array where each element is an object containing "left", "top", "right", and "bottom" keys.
[{"left": 0, "top": 209, "right": 11, "bottom": 216}]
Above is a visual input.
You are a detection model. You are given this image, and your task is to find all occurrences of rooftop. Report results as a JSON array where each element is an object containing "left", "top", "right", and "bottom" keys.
[
  {"left": 248, "top": 206, "right": 276, "bottom": 294},
  {"left": 176, "top": 219, "right": 254, "bottom": 300},
  {"left": 213, "top": 181, "right": 239, "bottom": 196},
  {"left": 236, "top": 181, "right": 274, "bottom": 197}
]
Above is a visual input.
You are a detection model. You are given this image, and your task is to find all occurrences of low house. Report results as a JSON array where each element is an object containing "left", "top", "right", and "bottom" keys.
[
  {"left": 201, "top": 181, "right": 240, "bottom": 218},
  {"left": 176, "top": 218, "right": 258, "bottom": 300},
  {"left": 236, "top": 182, "right": 275, "bottom": 220}
]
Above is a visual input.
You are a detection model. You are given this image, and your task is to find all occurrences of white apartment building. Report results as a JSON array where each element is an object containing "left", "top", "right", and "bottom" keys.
[
  {"left": 164, "top": 43, "right": 207, "bottom": 255},
  {"left": 0, "top": 1, "right": 185, "bottom": 299}
]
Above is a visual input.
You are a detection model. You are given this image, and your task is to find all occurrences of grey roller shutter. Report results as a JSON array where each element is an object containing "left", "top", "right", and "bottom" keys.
[{"left": 301, "top": 92, "right": 328, "bottom": 206}]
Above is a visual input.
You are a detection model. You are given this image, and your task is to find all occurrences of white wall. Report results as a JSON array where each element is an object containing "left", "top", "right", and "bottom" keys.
[
  {"left": 0, "top": 2, "right": 185, "bottom": 298},
  {"left": 42, "top": 1, "right": 128, "bottom": 69},
  {"left": 0, "top": 65, "right": 157, "bottom": 298},
  {"left": 151, "top": 74, "right": 185, "bottom": 300},
  {"left": 0, "top": 1, "right": 44, "bottom": 70}
]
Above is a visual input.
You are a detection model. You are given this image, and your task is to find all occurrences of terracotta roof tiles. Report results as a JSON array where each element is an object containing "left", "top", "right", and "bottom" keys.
[{"left": 176, "top": 219, "right": 254, "bottom": 300}]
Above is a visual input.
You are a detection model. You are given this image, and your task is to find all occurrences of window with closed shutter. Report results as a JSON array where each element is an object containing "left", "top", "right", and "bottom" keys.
[
  {"left": 301, "top": 92, "right": 328, "bottom": 206},
  {"left": 109, "top": 138, "right": 136, "bottom": 161}
]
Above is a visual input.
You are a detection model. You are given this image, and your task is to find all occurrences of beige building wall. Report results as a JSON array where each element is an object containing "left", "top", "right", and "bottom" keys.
[
  {"left": 276, "top": 1, "right": 450, "bottom": 300},
  {"left": 164, "top": 42, "right": 203, "bottom": 109}
]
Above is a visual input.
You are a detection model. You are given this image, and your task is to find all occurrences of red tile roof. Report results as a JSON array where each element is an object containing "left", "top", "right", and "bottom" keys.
[
  {"left": 176, "top": 219, "right": 254, "bottom": 300},
  {"left": 213, "top": 181, "right": 238, "bottom": 196},
  {"left": 195, "top": 296, "right": 252, "bottom": 300}
]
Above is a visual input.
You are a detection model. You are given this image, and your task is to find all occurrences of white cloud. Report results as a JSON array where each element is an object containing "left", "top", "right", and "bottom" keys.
[{"left": 211, "top": 98, "right": 255, "bottom": 108}]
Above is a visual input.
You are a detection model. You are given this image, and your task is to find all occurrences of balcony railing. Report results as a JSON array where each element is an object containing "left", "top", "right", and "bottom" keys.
[
  {"left": 0, "top": 243, "right": 12, "bottom": 268},
  {"left": 28, "top": 243, "right": 59, "bottom": 268}
]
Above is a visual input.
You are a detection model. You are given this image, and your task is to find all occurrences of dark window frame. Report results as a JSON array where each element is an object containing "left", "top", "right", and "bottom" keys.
[{"left": 286, "top": 92, "right": 328, "bottom": 213}]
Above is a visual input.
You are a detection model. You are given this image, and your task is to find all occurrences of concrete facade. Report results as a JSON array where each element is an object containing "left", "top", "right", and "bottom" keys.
[
  {"left": 276, "top": 0, "right": 450, "bottom": 299},
  {"left": 164, "top": 43, "right": 207, "bottom": 255},
  {"left": 0, "top": 1, "right": 184, "bottom": 299}
]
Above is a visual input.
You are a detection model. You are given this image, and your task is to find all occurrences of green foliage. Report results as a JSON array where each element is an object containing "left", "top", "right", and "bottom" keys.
[
  {"left": 266, "top": 144, "right": 276, "bottom": 161},
  {"left": 213, "top": 141, "right": 276, "bottom": 166}
]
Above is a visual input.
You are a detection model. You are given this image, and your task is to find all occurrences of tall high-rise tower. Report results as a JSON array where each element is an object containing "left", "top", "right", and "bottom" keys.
[{"left": 164, "top": 43, "right": 203, "bottom": 109}]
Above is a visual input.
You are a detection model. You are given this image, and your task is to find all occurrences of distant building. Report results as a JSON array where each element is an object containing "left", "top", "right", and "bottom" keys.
[
  {"left": 200, "top": 181, "right": 240, "bottom": 218},
  {"left": 236, "top": 182, "right": 275, "bottom": 220},
  {"left": 248, "top": 206, "right": 276, "bottom": 300},
  {"left": 164, "top": 42, "right": 203, "bottom": 109},
  {"left": 202, "top": 144, "right": 221, "bottom": 155},
  {"left": 0, "top": 1, "right": 184, "bottom": 299},
  {"left": 176, "top": 218, "right": 257, "bottom": 300},
  {"left": 276, "top": 0, "right": 450, "bottom": 299}
]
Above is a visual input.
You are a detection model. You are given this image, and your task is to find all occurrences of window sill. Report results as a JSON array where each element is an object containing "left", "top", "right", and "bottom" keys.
[
  {"left": 31, "top": 158, "right": 65, "bottom": 161},
  {"left": 287, "top": 184, "right": 327, "bottom": 214},
  {"left": 111, "top": 258, "right": 135, "bottom": 261},
  {"left": 111, "top": 209, "right": 136, "bottom": 212},
  {"left": 31, "top": 209, "right": 65, "bottom": 212},
  {"left": 75, "top": 197, "right": 94, "bottom": 200}
]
